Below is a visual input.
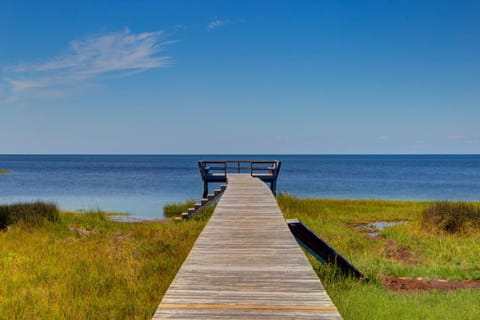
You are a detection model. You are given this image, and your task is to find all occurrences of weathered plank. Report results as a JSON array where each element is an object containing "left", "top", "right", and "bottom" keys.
[{"left": 153, "top": 174, "right": 342, "bottom": 319}]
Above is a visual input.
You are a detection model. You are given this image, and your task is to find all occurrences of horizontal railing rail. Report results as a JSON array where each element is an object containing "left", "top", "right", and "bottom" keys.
[{"left": 199, "top": 160, "right": 280, "bottom": 174}]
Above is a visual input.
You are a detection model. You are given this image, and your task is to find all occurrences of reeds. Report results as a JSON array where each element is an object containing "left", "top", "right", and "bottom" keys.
[
  {"left": 422, "top": 201, "right": 480, "bottom": 233},
  {"left": 163, "top": 200, "right": 195, "bottom": 217},
  {"left": 0, "top": 206, "right": 211, "bottom": 319},
  {"left": 0, "top": 201, "right": 59, "bottom": 229}
]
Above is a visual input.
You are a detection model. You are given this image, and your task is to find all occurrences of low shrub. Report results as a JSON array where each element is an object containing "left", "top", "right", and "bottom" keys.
[
  {"left": 163, "top": 200, "right": 195, "bottom": 217},
  {"left": 0, "top": 201, "right": 59, "bottom": 229},
  {"left": 422, "top": 201, "right": 480, "bottom": 233}
]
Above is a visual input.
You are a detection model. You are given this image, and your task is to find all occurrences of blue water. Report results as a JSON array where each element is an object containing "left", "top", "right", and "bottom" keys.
[{"left": 0, "top": 155, "right": 479, "bottom": 219}]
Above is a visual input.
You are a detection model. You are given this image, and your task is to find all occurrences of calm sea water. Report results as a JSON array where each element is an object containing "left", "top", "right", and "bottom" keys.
[{"left": 0, "top": 155, "right": 479, "bottom": 219}]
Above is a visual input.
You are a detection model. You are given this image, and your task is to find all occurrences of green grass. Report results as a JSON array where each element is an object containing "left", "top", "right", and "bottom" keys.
[
  {"left": 163, "top": 200, "right": 195, "bottom": 218},
  {"left": 2, "top": 196, "right": 480, "bottom": 319},
  {"left": 278, "top": 194, "right": 480, "bottom": 319},
  {"left": 321, "top": 276, "right": 480, "bottom": 320},
  {"left": 0, "top": 204, "right": 213, "bottom": 319}
]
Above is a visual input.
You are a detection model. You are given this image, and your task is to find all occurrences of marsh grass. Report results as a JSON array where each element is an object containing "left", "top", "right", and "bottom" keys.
[
  {"left": 0, "top": 169, "right": 10, "bottom": 174},
  {"left": 277, "top": 195, "right": 480, "bottom": 319},
  {"left": 0, "top": 201, "right": 59, "bottom": 229},
  {"left": 163, "top": 200, "right": 195, "bottom": 217},
  {"left": 3, "top": 196, "right": 480, "bottom": 319},
  {"left": 0, "top": 205, "right": 212, "bottom": 319},
  {"left": 422, "top": 201, "right": 480, "bottom": 234}
]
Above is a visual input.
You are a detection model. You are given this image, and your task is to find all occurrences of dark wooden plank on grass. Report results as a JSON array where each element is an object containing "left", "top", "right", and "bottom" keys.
[{"left": 153, "top": 174, "right": 341, "bottom": 319}]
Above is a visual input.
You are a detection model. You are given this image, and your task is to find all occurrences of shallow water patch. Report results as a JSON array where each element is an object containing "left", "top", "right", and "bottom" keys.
[{"left": 352, "top": 220, "right": 408, "bottom": 237}]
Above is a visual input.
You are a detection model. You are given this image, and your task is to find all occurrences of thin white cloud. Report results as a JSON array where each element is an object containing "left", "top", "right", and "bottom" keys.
[
  {"left": 7, "top": 78, "right": 49, "bottom": 91},
  {"left": 447, "top": 135, "right": 468, "bottom": 141},
  {"left": 2, "top": 28, "right": 173, "bottom": 102},
  {"left": 207, "top": 19, "right": 229, "bottom": 30},
  {"left": 446, "top": 135, "right": 479, "bottom": 144}
]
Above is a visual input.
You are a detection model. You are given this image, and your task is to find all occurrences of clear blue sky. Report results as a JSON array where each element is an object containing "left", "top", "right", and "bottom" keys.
[{"left": 1, "top": 0, "right": 479, "bottom": 154}]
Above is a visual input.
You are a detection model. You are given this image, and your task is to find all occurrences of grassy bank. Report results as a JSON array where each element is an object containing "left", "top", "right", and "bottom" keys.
[
  {"left": 278, "top": 195, "right": 480, "bottom": 319},
  {"left": 0, "top": 204, "right": 213, "bottom": 319},
  {"left": 2, "top": 197, "right": 480, "bottom": 319}
]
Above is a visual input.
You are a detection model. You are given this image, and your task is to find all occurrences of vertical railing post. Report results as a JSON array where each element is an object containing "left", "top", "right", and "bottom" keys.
[
  {"left": 271, "top": 178, "right": 277, "bottom": 196},
  {"left": 203, "top": 180, "right": 208, "bottom": 198}
]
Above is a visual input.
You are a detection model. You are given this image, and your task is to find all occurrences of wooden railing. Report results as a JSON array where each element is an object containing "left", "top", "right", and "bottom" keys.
[{"left": 198, "top": 160, "right": 281, "bottom": 197}]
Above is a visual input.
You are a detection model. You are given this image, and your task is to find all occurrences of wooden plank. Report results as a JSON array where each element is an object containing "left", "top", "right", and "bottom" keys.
[{"left": 153, "top": 174, "right": 342, "bottom": 319}]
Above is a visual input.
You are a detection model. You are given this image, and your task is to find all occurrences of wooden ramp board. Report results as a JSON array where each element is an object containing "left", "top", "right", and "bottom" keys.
[{"left": 153, "top": 174, "right": 342, "bottom": 319}]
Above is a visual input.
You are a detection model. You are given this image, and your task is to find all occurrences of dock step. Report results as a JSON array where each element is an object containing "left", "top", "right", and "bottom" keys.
[{"left": 181, "top": 187, "right": 226, "bottom": 220}]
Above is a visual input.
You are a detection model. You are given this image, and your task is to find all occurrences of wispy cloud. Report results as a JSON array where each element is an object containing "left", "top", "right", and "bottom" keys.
[
  {"left": 207, "top": 19, "right": 229, "bottom": 30},
  {"left": 2, "top": 28, "right": 173, "bottom": 102},
  {"left": 446, "top": 135, "right": 479, "bottom": 144},
  {"left": 447, "top": 135, "right": 468, "bottom": 141}
]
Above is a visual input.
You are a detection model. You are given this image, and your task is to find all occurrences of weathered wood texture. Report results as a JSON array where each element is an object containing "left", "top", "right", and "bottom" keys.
[{"left": 153, "top": 174, "right": 342, "bottom": 319}]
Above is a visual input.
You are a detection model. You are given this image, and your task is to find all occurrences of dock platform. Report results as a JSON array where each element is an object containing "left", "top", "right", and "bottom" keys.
[
  {"left": 153, "top": 174, "right": 341, "bottom": 319},
  {"left": 198, "top": 160, "right": 281, "bottom": 197}
]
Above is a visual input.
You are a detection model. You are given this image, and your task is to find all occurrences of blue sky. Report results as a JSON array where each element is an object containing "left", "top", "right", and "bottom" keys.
[{"left": 1, "top": 0, "right": 479, "bottom": 154}]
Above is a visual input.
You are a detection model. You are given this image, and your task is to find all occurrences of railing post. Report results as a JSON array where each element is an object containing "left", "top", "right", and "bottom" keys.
[
  {"left": 271, "top": 178, "right": 277, "bottom": 196},
  {"left": 203, "top": 180, "right": 208, "bottom": 198}
]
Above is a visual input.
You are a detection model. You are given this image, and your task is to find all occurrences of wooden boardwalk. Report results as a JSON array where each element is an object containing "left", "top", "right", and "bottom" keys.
[{"left": 153, "top": 174, "right": 342, "bottom": 319}]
